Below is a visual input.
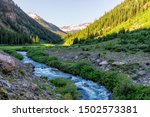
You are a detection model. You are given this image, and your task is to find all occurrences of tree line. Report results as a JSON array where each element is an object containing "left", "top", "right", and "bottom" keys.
[{"left": 0, "top": 29, "right": 41, "bottom": 45}]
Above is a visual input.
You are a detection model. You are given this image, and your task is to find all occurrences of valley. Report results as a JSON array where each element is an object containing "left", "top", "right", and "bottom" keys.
[{"left": 0, "top": 0, "right": 150, "bottom": 100}]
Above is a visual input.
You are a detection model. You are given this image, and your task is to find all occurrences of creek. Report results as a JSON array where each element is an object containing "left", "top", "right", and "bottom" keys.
[{"left": 18, "top": 51, "right": 111, "bottom": 100}]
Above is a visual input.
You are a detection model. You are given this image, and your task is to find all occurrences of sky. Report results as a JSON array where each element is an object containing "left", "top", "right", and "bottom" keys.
[{"left": 13, "top": 0, "right": 124, "bottom": 26}]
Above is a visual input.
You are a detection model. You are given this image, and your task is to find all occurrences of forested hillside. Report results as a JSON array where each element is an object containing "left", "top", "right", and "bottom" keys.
[
  {"left": 64, "top": 0, "right": 150, "bottom": 45},
  {"left": 0, "top": 29, "right": 32, "bottom": 44},
  {"left": 0, "top": 0, "right": 61, "bottom": 44}
]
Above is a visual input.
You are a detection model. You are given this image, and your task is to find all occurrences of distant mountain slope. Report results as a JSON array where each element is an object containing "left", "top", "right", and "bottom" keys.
[
  {"left": 28, "top": 12, "right": 66, "bottom": 36},
  {"left": 106, "top": 8, "right": 150, "bottom": 35},
  {"left": 64, "top": 0, "right": 150, "bottom": 45},
  {"left": 0, "top": 0, "right": 61, "bottom": 43},
  {"left": 60, "top": 23, "right": 91, "bottom": 32}
]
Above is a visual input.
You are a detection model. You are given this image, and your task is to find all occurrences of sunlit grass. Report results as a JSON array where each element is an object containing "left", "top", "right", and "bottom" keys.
[
  {"left": 0, "top": 43, "right": 54, "bottom": 50},
  {"left": 42, "top": 43, "right": 54, "bottom": 47}
]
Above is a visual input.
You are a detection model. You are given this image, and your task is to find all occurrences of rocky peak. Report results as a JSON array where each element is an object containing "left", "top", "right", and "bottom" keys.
[
  {"left": 28, "top": 12, "right": 40, "bottom": 20},
  {"left": 27, "top": 12, "right": 66, "bottom": 35}
]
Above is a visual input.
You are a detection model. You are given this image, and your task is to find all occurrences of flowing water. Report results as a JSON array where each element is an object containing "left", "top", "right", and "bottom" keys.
[{"left": 18, "top": 52, "right": 111, "bottom": 100}]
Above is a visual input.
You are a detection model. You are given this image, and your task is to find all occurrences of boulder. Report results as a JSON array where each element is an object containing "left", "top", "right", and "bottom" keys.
[
  {"left": 0, "top": 79, "right": 11, "bottom": 88},
  {"left": 0, "top": 53, "right": 15, "bottom": 67},
  {"left": 0, "top": 52, "right": 16, "bottom": 73},
  {"left": 31, "top": 83, "right": 38, "bottom": 91},
  {"left": 99, "top": 61, "right": 108, "bottom": 66},
  {"left": 138, "top": 70, "right": 146, "bottom": 76},
  {"left": 96, "top": 59, "right": 101, "bottom": 63},
  {"left": 112, "top": 61, "right": 125, "bottom": 66},
  {"left": 75, "top": 56, "right": 79, "bottom": 59},
  {"left": 1, "top": 62, "right": 15, "bottom": 73}
]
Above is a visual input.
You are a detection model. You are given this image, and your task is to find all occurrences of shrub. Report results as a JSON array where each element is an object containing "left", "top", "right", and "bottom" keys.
[
  {"left": 63, "top": 93, "right": 73, "bottom": 100},
  {"left": 47, "top": 60, "right": 62, "bottom": 69},
  {"left": 113, "top": 78, "right": 135, "bottom": 99},
  {"left": 51, "top": 78, "right": 67, "bottom": 87},
  {"left": 28, "top": 49, "right": 47, "bottom": 63},
  {"left": 47, "top": 56, "right": 58, "bottom": 61},
  {"left": 51, "top": 78, "right": 81, "bottom": 100},
  {"left": 41, "top": 76, "right": 49, "bottom": 80},
  {"left": 133, "top": 85, "right": 150, "bottom": 100}
]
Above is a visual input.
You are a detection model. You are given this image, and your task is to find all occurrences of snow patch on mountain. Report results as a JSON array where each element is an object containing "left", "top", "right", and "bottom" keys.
[
  {"left": 60, "top": 23, "right": 91, "bottom": 32},
  {"left": 27, "top": 12, "right": 66, "bottom": 35},
  {"left": 28, "top": 12, "right": 40, "bottom": 19}
]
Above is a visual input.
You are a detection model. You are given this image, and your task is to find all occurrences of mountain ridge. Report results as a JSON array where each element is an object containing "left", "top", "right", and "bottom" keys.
[
  {"left": 60, "top": 23, "right": 91, "bottom": 32},
  {"left": 0, "top": 0, "right": 61, "bottom": 43},
  {"left": 28, "top": 12, "right": 66, "bottom": 36}
]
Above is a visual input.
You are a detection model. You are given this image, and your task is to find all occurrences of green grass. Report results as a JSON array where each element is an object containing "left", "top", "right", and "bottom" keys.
[
  {"left": 0, "top": 44, "right": 51, "bottom": 60},
  {"left": 0, "top": 44, "right": 53, "bottom": 50},
  {"left": 76, "top": 28, "right": 150, "bottom": 53},
  {"left": 51, "top": 78, "right": 81, "bottom": 100},
  {"left": 2, "top": 49, "right": 23, "bottom": 60},
  {"left": 105, "top": 29, "right": 150, "bottom": 52},
  {"left": 41, "top": 76, "right": 49, "bottom": 80},
  {"left": 32, "top": 79, "right": 55, "bottom": 96},
  {"left": 27, "top": 48, "right": 150, "bottom": 100}
]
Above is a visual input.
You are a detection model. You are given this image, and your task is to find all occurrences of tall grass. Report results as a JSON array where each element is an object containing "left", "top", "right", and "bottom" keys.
[
  {"left": 51, "top": 78, "right": 81, "bottom": 100},
  {"left": 2, "top": 49, "right": 23, "bottom": 60}
]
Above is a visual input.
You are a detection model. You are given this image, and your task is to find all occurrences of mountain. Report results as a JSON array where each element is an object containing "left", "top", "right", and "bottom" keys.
[
  {"left": 64, "top": 0, "right": 150, "bottom": 45},
  {"left": 0, "top": 0, "right": 61, "bottom": 44},
  {"left": 60, "top": 23, "right": 91, "bottom": 33},
  {"left": 28, "top": 12, "right": 66, "bottom": 36}
]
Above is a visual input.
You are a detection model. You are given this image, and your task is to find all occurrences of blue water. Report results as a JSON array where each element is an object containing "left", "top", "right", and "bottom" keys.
[{"left": 18, "top": 51, "right": 111, "bottom": 100}]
